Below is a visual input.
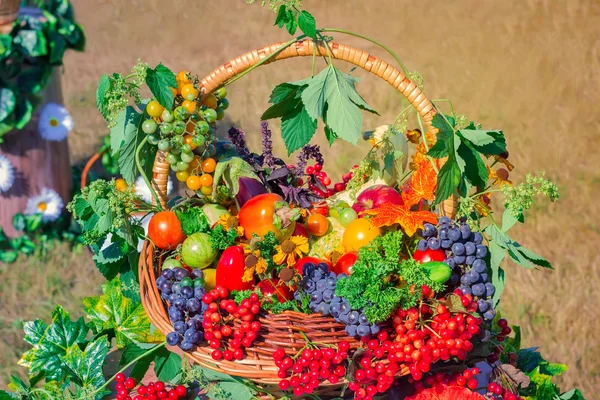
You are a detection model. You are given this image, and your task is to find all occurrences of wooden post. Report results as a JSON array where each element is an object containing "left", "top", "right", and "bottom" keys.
[{"left": 0, "top": 4, "right": 72, "bottom": 238}]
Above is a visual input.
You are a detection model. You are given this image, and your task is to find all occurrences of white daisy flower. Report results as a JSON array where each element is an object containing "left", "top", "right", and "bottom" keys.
[
  {"left": 0, "top": 154, "right": 15, "bottom": 193},
  {"left": 38, "top": 102, "right": 74, "bottom": 141},
  {"left": 134, "top": 175, "right": 173, "bottom": 204},
  {"left": 24, "top": 187, "right": 64, "bottom": 222}
]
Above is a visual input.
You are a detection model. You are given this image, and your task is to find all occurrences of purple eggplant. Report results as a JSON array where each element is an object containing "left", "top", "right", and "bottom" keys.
[{"left": 236, "top": 177, "right": 268, "bottom": 207}]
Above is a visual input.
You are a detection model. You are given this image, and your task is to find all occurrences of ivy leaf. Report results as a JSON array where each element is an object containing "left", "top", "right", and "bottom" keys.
[
  {"left": 19, "top": 306, "right": 90, "bottom": 382},
  {"left": 0, "top": 87, "right": 16, "bottom": 122},
  {"left": 154, "top": 348, "right": 182, "bottom": 383},
  {"left": 14, "top": 30, "right": 47, "bottom": 57},
  {"left": 298, "top": 11, "right": 317, "bottom": 39},
  {"left": 281, "top": 103, "right": 317, "bottom": 155},
  {"left": 433, "top": 155, "right": 460, "bottom": 206},
  {"left": 145, "top": 63, "right": 177, "bottom": 109},
  {"left": 110, "top": 102, "right": 148, "bottom": 183},
  {"left": 83, "top": 278, "right": 165, "bottom": 348},
  {"left": 60, "top": 336, "right": 110, "bottom": 399},
  {"left": 96, "top": 74, "right": 111, "bottom": 120}
]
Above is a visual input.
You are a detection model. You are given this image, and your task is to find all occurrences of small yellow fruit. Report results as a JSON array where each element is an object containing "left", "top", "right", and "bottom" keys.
[
  {"left": 176, "top": 171, "right": 190, "bottom": 182},
  {"left": 202, "top": 94, "right": 218, "bottom": 110},
  {"left": 115, "top": 178, "right": 128, "bottom": 192},
  {"left": 203, "top": 268, "right": 217, "bottom": 287}
]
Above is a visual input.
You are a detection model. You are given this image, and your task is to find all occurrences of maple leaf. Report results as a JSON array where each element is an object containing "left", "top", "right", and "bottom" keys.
[
  {"left": 406, "top": 384, "right": 486, "bottom": 400},
  {"left": 403, "top": 160, "right": 437, "bottom": 207},
  {"left": 363, "top": 202, "right": 438, "bottom": 236}
]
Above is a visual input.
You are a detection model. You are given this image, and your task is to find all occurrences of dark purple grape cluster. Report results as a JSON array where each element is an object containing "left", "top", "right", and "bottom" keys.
[
  {"left": 156, "top": 267, "right": 208, "bottom": 351},
  {"left": 418, "top": 216, "right": 497, "bottom": 321},
  {"left": 295, "top": 262, "right": 379, "bottom": 338}
]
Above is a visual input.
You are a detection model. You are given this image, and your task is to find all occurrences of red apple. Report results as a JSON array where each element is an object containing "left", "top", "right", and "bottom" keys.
[{"left": 352, "top": 185, "right": 403, "bottom": 214}]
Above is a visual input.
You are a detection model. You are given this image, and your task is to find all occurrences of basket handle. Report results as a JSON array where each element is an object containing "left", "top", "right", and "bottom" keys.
[{"left": 152, "top": 40, "right": 455, "bottom": 216}]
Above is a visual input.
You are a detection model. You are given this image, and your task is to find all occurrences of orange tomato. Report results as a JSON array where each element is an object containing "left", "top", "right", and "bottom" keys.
[
  {"left": 115, "top": 178, "right": 128, "bottom": 192},
  {"left": 306, "top": 213, "right": 329, "bottom": 236},
  {"left": 202, "top": 93, "right": 218, "bottom": 110},
  {"left": 202, "top": 158, "right": 216, "bottom": 173},
  {"left": 183, "top": 134, "right": 196, "bottom": 150},
  {"left": 181, "top": 84, "right": 199, "bottom": 100},
  {"left": 182, "top": 100, "right": 197, "bottom": 113},
  {"left": 342, "top": 218, "right": 381, "bottom": 252},
  {"left": 199, "top": 174, "right": 213, "bottom": 187},
  {"left": 186, "top": 175, "right": 202, "bottom": 191},
  {"left": 176, "top": 70, "right": 191, "bottom": 85},
  {"left": 238, "top": 193, "right": 295, "bottom": 240}
]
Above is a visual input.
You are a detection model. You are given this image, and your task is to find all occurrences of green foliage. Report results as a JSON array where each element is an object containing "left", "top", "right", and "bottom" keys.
[
  {"left": 19, "top": 306, "right": 89, "bottom": 382},
  {"left": 175, "top": 207, "right": 210, "bottom": 236},
  {"left": 83, "top": 278, "right": 165, "bottom": 348},
  {"left": 335, "top": 231, "right": 445, "bottom": 323},
  {"left": 502, "top": 172, "right": 559, "bottom": 218},
  {"left": 429, "top": 114, "right": 506, "bottom": 205},
  {"left": 182, "top": 365, "right": 257, "bottom": 400},
  {"left": 211, "top": 157, "right": 260, "bottom": 198},
  {"left": 0, "top": 0, "right": 85, "bottom": 142},
  {"left": 145, "top": 63, "right": 177, "bottom": 109},
  {"left": 255, "top": 231, "right": 280, "bottom": 273},
  {"left": 60, "top": 336, "right": 111, "bottom": 399},
  {"left": 262, "top": 65, "right": 377, "bottom": 154},
  {"left": 485, "top": 222, "right": 552, "bottom": 270},
  {"left": 210, "top": 225, "right": 240, "bottom": 251}
]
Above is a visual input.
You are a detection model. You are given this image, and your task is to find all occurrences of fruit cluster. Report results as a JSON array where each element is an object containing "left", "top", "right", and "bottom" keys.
[
  {"left": 114, "top": 374, "right": 188, "bottom": 400},
  {"left": 274, "top": 341, "right": 351, "bottom": 397},
  {"left": 201, "top": 286, "right": 262, "bottom": 361},
  {"left": 303, "top": 163, "right": 355, "bottom": 198}
]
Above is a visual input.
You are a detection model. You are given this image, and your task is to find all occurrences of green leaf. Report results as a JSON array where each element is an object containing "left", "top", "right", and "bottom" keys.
[
  {"left": 301, "top": 67, "right": 329, "bottom": 120},
  {"left": 541, "top": 363, "right": 568, "bottom": 377},
  {"left": 120, "top": 268, "right": 141, "bottom": 303},
  {"left": 145, "top": 63, "right": 177, "bottom": 109},
  {"left": 274, "top": 5, "right": 288, "bottom": 28},
  {"left": 427, "top": 140, "right": 448, "bottom": 158},
  {"left": 60, "top": 336, "right": 110, "bottom": 398},
  {"left": 19, "top": 306, "right": 90, "bottom": 382},
  {"left": 261, "top": 90, "right": 302, "bottom": 120},
  {"left": 501, "top": 209, "right": 523, "bottom": 232},
  {"left": 486, "top": 225, "right": 553, "bottom": 270},
  {"left": 0, "top": 250, "right": 18, "bottom": 263},
  {"left": 154, "top": 348, "right": 182, "bottom": 383},
  {"left": 110, "top": 103, "right": 147, "bottom": 183},
  {"left": 431, "top": 113, "right": 455, "bottom": 143},
  {"left": 298, "top": 11, "right": 317, "bottom": 39},
  {"left": 17, "top": 67, "right": 51, "bottom": 94},
  {"left": 14, "top": 98, "right": 33, "bottom": 130},
  {"left": 281, "top": 103, "right": 317, "bottom": 155},
  {"left": 0, "top": 88, "right": 16, "bottom": 122},
  {"left": 96, "top": 74, "right": 111, "bottom": 120},
  {"left": 489, "top": 240, "right": 506, "bottom": 307},
  {"left": 560, "top": 389, "right": 585, "bottom": 400},
  {"left": 433, "top": 156, "right": 460, "bottom": 206},
  {"left": 215, "top": 382, "right": 255, "bottom": 400},
  {"left": 268, "top": 82, "right": 306, "bottom": 104},
  {"left": 119, "top": 343, "right": 158, "bottom": 381},
  {"left": 175, "top": 207, "right": 210, "bottom": 236},
  {"left": 0, "top": 391, "right": 18, "bottom": 399},
  {"left": 285, "top": 9, "right": 298, "bottom": 35},
  {"left": 83, "top": 278, "right": 164, "bottom": 348},
  {"left": 456, "top": 140, "right": 488, "bottom": 188},
  {"left": 517, "top": 347, "right": 545, "bottom": 373},
  {"left": 14, "top": 30, "right": 47, "bottom": 57},
  {"left": 459, "top": 128, "right": 506, "bottom": 155},
  {"left": 25, "top": 214, "right": 43, "bottom": 233},
  {"left": 212, "top": 157, "right": 260, "bottom": 197},
  {"left": 12, "top": 213, "right": 25, "bottom": 231}
]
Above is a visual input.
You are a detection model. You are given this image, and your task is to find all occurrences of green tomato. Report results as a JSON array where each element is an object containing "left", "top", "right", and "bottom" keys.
[
  {"left": 185, "top": 92, "right": 196, "bottom": 101},
  {"left": 174, "top": 106, "right": 189, "bottom": 121},
  {"left": 339, "top": 208, "right": 358, "bottom": 227},
  {"left": 195, "top": 121, "right": 209, "bottom": 135},
  {"left": 180, "top": 151, "right": 194, "bottom": 163},
  {"left": 158, "top": 140, "right": 171, "bottom": 151},
  {"left": 181, "top": 232, "right": 217, "bottom": 269},
  {"left": 192, "top": 135, "right": 205, "bottom": 147},
  {"left": 216, "top": 107, "right": 225, "bottom": 120},
  {"left": 202, "top": 109, "right": 217, "bottom": 124},
  {"left": 173, "top": 135, "right": 185, "bottom": 145},
  {"left": 176, "top": 161, "right": 189, "bottom": 171},
  {"left": 173, "top": 120, "right": 186, "bottom": 135},
  {"left": 160, "top": 122, "right": 173, "bottom": 135},
  {"left": 218, "top": 98, "right": 229, "bottom": 110},
  {"left": 147, "top": 134, "right": 159, "bottom": 145},
  {"left": 163, "top": 259, "right": 182, "bottom": 270},
  {"left": 166, "top": 153, "right": 179, "bottom": 164},
  {"left": 169, "top": 146, "right": 181, "bottom": 155},
  {"left": 180, "top": 277, "right": 193, "bottom": 288},
  {"left": 142, "top": 119, "right": 157, "bottom": 134},
  {"left": 329, "top": 208, "right": 340, "bottom": 220},
  {"left": 214, "top": 87, "right": 227, "bottom": 100},
  {"left": 181, "top": 144, "right": 192, "bottom": 153},
  {"left": 161, "top": 109, "right": 174, "bottom": 122},
  {"left": 170, "top": 164, "right": 179, "bottom": 172}
]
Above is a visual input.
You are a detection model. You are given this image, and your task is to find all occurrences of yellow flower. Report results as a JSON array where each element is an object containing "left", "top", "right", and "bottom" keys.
[
  {"left": 242, "top": 267, "right": 255, "bottom": 283},
  {"left": 487, "top": 166, "right": 513, "bottom": 187},
  {"left": 494, "top": 155, "right": 514, "bottom": 171},
  {"left": 242, "top": 247, "right": 268, "bottom": 280},
  {"left": 273, "top": 235, "right": 309, "bottom": 267},
  {"left": 218, "top": 214, "right": 244, "bottom": 237}
]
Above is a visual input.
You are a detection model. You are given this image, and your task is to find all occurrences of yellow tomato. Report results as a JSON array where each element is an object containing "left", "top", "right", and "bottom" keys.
[
  {"left": 189, "top": 155, "right": 202, "bottom": 172},
  {"left": 146, "top": 100, "right": 164, "bottom": 118},
  {"left": 202, "top": 93, "right": 218, "bottom": 110},
  {"left": 176, "top": 70, "right": 191, "bottom": 85},
  {"left": 200, "top": 185, "right": 213, "bottom": 195},
  {"left": 203, "top": 268, "right": 217, "bottom": 287},
  {"left": 342, "top": 218, "right": 381, "bottom": 252},
  {"left": 176, "top": 171, "right": 190, "bottom": 182},
  {"left": 181, "top": 84, "right": 199, "bottom": 100},
  {"left": 182, "top": 100, "right": 197, "bottom": 114}
]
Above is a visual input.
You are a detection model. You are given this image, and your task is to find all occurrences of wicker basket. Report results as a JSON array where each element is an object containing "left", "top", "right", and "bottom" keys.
[{"left": 139, "top": 39, "right": 456, "bottom": 397}]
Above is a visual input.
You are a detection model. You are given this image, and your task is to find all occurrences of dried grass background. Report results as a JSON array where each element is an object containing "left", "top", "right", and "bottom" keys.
[{"left": 1, "top": 0, "right": 599, "bottom": 396}]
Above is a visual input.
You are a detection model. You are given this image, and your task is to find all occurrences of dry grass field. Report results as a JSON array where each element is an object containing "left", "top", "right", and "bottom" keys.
[{"left": 1, "top": 0, "right": 599, "bottom": 396}]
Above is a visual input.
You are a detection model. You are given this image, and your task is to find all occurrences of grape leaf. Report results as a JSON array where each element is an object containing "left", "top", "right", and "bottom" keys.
[
  {"left": 431, "top": 113, "right": 455, "bottom": 143},
  {"left": 362, "top": 202, "right": 438, "bottom": 237},
  {"left": 19, "top": 306, "right": 90, "bottom": 382},
  {"left": 83, "top": 278, "right": 165, "bottom": 348},
  {"left": 281, "top": 103, "right": 317, "bottom": 155},
  {"left": 298, "top": 11, "right": 317, "bottom": 39},
  {"left": 145, "top": 63, "right": 177, "bottom": 109},
  {"left": 61, "top": 336, "right": 110, "bottom": 399},
  {"left": 154, "top": 348, "right": 182, "bottom": 383},
  {"left": 427, "top": 140, "right": 448, "bottom": 158},
  {"left": 96, "top": 74, "right": 111, "bottom": 120},
  {"left": 433, "top": 154, "right": 461, "bottom": 206}
]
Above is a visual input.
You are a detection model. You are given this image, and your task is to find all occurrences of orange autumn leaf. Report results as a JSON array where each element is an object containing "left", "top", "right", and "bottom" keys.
[
  {"left": 363, "top": 202, "right": 438, "bottom": 236},
  {"left": 403, "top": 160, "right": 437, "bottom": 207}
]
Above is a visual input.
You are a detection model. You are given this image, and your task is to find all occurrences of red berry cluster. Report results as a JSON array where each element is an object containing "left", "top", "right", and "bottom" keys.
[
  {"left": 487, "top": 318, "right": 513, "bottom": 364},
  {"left": 487, "top": 382, "right": 522, "bottom": 400},
  {"left": 201, "top": 286, "right": 262, "bottom": 361},
  {"left": 303, "top": 163, "right": 354, "bottom": 198},
  {"left": 274, "top": 341, "right": 351, "bottom": 397},
  {"left": 391, "top": 294, "right": 483, "bottom": 381},
  {"left": 114, "top": 374, "right": 187, "bottom": 400},
  {"left": 348, "top": 331, "right": 402, "bottom": 399},
  {"left": 412, "top": 368, "right": 481, "bottom": 393}
]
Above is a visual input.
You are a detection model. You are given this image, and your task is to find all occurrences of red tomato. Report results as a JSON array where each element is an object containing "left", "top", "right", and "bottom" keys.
[
  {"left": 413, "top": 249, "right": 446, "bottom": 263},
  {"left": 334, "top": 252, "right": 358, "bottom": 275},
  {"left": 238, "top": 193, "right": 295, "bottom": 240},
  {"left": 294, "top": 257, "right": 332, "bottom": 274},
  {"left": 292, "top": 223, "right": 309, "bottom": 238},
  {"left": 256, "top": 279, "right": 292, "bottom": 303},
  {"left": 148, "top": 211, "right": 187, "bottom": 250},
  {"left": 310, "top": 202, "right": 329, "bottom": 216},
  {"left": 306, "top": 213, "right": 329, "bottom": 236},
  {"left": 215, "top": 246, "right": 254, "bottom": 292}
]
